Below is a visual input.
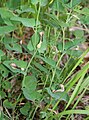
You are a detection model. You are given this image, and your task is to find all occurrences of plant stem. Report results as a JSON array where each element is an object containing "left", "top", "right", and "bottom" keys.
[
  {"left": 50, "top": 52, "right": 65, "bottom": 87},
  {"left": 23, "top": 49, "right": 37, "bottom": 80},
  {"left": 62, "top": 28, "right": 65, "bottom": 51}
]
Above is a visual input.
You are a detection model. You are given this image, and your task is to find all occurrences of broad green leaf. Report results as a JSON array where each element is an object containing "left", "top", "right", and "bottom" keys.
[
  {"left": 3, "top": 37, "right": 22, "bottom": 53},
  {"left": 46, "top": 88, "right": 69, "bottom": 102},
  {"left": 66, "top": 50, "right": 83, "bottom": 57},
  {"left": 3, "top": 60, "right": 27, "bottom": 74},
  {"left": 3, "top": 37, "right": 18, "bottom": 44},
  {"left": 0, "top": 8, "right": 15, "bottom": 25},
  {"left": 81, "top": 7, "right": 89, "bottom": 16},
  {"left": 50, "top": 0, "right": 65, "bottom": 12},
  {"left": 22, "top": 76, "right": 41, "bottom": 101},
  {"left": 0, "top": 26, "right": 17, "bottom": 35},
  {"left": 11, "top": 16, "right": 40, "bottom": 27},
  {"left": 22, "top": 76, "right": 37, "bottom": 91},
  {"left": 0, "top": 64, "right": 9, "bottom": 77},
  {"left": 57, "top": 38, "right": 85, "bottom": 52},
  {"left": 6, "top": 0, "right": 21, "bottom": 10},
  {"left": 80, "top": 16, "right": 89, "bottom": 25},
  {"left": 2, "top": 81, "right": 11, "bottom": 90},
  {"left": 20, "top": 102, "right": 30, "bottom": 115},
  {"left": 12, "top": 43, "right": 22, "bottom": 53},
  {"left": 40, "top": 0, "right": 48, "bottom": 6},
  {"left": 0, "top": 8, "right": 15, "bottom": 19},
  {"left": 63, "top": 0, "right": 82, "bottom": 8},
  {"left": 73, "top": 30, "right": 84, "bottom": 38},
  {"left": 29, "top": 0, "right": 48, "bottom": 6},
  {"left": 31, "top": 0, "right": 39, "bottom": 5},
  {"left": 0, "top": 91, "right": 6, "bottom": 100},
  {"left": 17, "top": 6, "right": 35, "bottom": 14},
  {"left": 4, "top": 19, "right": 13, "bottom": 26},
  {"left": 3, "top": 99, "right": 15, "bottom": 109},
  {"left": 22, "top": 88, "right": 41, "bottom": 101}
]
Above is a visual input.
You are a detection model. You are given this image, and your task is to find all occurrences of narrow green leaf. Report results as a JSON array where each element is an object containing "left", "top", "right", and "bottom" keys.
[
  {"left": 79, "top": 76, "right": 89, "bottom": 93},
  {"left": 40, "top": 57, "right": 56, "bottom": 68},
  {"left": 0, "top": 50, "right": 4, "bottom": 62},
  {"left": 38, "top": 35, "right": 47, "bottom": 53},
  {"left": 66, "top": 75, "right": 84, "bottom": 109},
  {"left": 66, "top": 62, "right": 89, "bottom": 91},
  {"left": 64, "top": 48, "right": 89, "bottom": 81},
  {"left": 33, "top": 62, "right": 48, "bottom": 73},
  {"left": 56, "top": 110, "right": 89, "bottom": 117},
  {"left": 27, "top": 32, "right": 39, "bottom": 51},
  {"left": 27, "top": 40, "right": 34, "bottom": 51}
]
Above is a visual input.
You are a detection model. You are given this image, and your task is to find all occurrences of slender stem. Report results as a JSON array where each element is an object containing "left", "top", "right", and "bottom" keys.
[
  {"left": 23, "top": 1, "right": 41, "bottom": 80},
  {"left": 50, "top": 53, "right": 65, "bottom": 87},
  {"left": 23, "top": 49, "right": 37, "bottom": 80},
  {"left": 62, "top": 28, "right": 65, "bottom": 51},
  {"left": 43, "top": 74, "right": 49, "bottom": 88},
  {"left": 31, "top": 106, "right": 39, "bottom": 120}
]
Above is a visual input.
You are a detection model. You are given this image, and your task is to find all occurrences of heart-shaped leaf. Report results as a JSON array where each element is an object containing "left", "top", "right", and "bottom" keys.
[{"left": 22, "top": 76, "right": 41, "bottom": 101}]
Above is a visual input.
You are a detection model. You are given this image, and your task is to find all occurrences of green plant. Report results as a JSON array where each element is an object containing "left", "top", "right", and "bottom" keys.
[{"left": 0, "top": 0, "right": 89, "bottom": 120}]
